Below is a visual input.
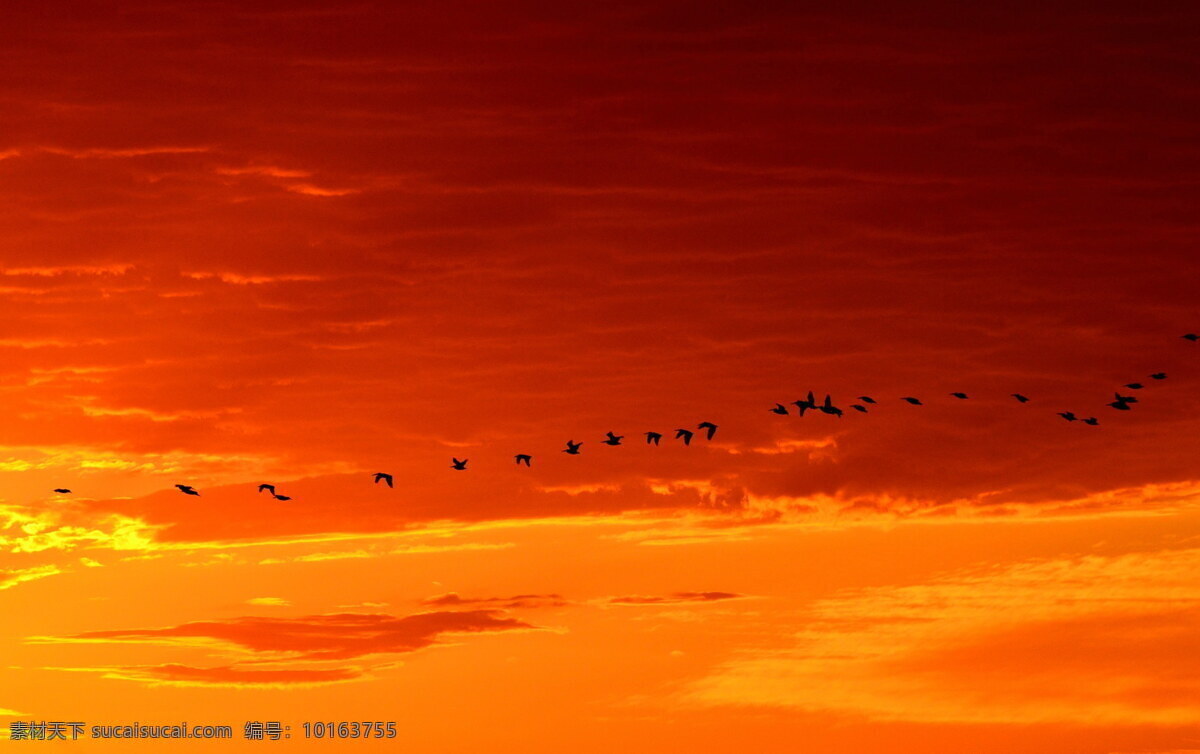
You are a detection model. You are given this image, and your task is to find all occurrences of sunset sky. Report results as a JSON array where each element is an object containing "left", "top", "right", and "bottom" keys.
[{"left": 3, "top": 2, "right": 1200, "bottom": 751}]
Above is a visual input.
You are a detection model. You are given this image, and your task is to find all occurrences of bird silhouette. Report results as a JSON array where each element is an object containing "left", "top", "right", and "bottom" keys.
[
  {"left": 698, "top": 421, "right": 718, "bottom": 440},
  {"left": 564, "top": 440, "right": 582, "bottom": 455},
  {"left": 1183, "top": 333, "right": 1199, "bottom": 341},
  {"left": 1082, "top": 417, "right": 1099, "bottom": 425},
  {"left": 818, "top": 395, "right": 843, "bottom": 418},
  {"left": 1012, "top": 393, "right": 1030, "bottom": 403},
  {"left": 515, "top": 454, "right": 532, "bottom": 466},
  {"left": 770, "top": 403, "right": 789, "bottom": 415},
  {"left": 1058, "top": 411, "right": 1077, "bottom": 421},
  {"left": 902, "top": 397, "right": 922, "bottom": 405},
  {"left": 858, "top": 396, "right": 877, "bottom": 404},
  {"left": 950, "top": 392, "right": 969, "bottom": 399},
  {"left": 1150, "top": 372, "right": 1167, "bottom": 380},
  {"left": 1125, "top": 383, "right": 1144, "bottom": 390},
  {"left": 53, "top": 488, "right": 71, "bottom": 494},
  {"left": 273, "top": 494, "right": 292, "bottom": 501},
  {"left": 258, "top": 483, "right": 276, "bottom": 495},
  {"left": 603, "top": 431, "right": 623, "bottom": 446},
  {"left": 451, "top": 458, "right": 468, "bottom": 470},
  {"left": 675, "top": 428, "right": 695, "bottom": 445},
  {"left": 175, "top": 484, "right": 199, "bottom": 496},
  {"left": 373, "top": 472, "right": 393, "bottom": 488},
  {"left": 1108, "top": 393, "right": 1135, "bottom": 410},
  {"left": 794, "top": 391, "right": 817, "bottom": 416},
  {"left": 644, "top": 432, "right": 662, "bottom": 446},
  {"left": 851, "top": 404, "right": 867, "bottom": 413}
]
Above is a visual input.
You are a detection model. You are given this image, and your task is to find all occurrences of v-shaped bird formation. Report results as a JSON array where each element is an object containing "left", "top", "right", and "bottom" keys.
[{"left": 45, "top": 334, "right": 1196, "bottom": 500}]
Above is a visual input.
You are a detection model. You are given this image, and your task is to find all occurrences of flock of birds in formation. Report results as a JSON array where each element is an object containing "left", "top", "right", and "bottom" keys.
[{"left": 45, "top": 333, "right": 1200, "bottom": 502}]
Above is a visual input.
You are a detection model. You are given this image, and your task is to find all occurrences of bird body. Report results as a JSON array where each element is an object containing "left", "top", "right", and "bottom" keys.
[
  {"left": 273, "top": 494, "right": 292, "bottom": 501},
  {"left": 794, "top": 391, "right": 816, "bottom": 416},
  {"left": 451, "top": 458, "right": 468, "bottom": 470},
  {"left": 770, "top": 403, "right": 788, "bottom": 415},
  {"left": 603, "top": 431, "right": 623, "bottom": 446},
  {"left": 258, "top": 483, "right": 276, "bottom": 494},
  {"left": 53, "top": 488, "right": 71, "bottom": 494},
  {"left": 902, "top": 397, "right": 922, "bottom": 405},
  {"left": 644, "top": 432, "right": 662, "bottom": 445},
  {"left": 818, "top": 394, "right": 843, "bottom": 418},
  {"left": 675, "top": 428, "right": 694, "bottom": 445},
  {"left": 1082, "top": 417, "right": 1099, "bottom": 425},
  {"left": 373, "top": 472, "right": 394, "bottom": 488},
  {"left": 1150, "top": 372, "right": 1167, "bottom": 380},
  {"left": 175, "top": 484, "right": 199, "bottom": 496},
  {"left": 1125, "top": 383, "right": 1144, "bottom": 390},
  {"left": 851, "top": 404, "right": 867, "bottom": 413},
  {"left": 698, "top": 421, "right": 718, "bottom": 440},
  {"left": 1012, "top": 393, "right": 1030, "bottom": 403},
  {"left": 950, "top": 392, "right": 968, "bottom": 399},
  {"left": 1058, "top": 412, "right": 1077, "bottom": 421},
  {"left": 515, "top": 454, "right": 532, "bottom": 466},
  {"left": 858, "top": 396, "right": 877, "bottom": 404},
  {"left": 1184, "top": 334, "right": 1199, "bottom": 341},
  {"left": 564, "top": 440, "right": 583, "bottom": 454}
]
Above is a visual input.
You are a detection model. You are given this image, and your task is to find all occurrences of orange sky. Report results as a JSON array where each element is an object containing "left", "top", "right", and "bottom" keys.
[{"left": 2, "top": 2, "right": 1200, "bottom": 751}]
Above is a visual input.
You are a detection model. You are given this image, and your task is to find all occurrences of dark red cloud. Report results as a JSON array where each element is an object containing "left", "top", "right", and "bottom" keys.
[
  {"left": 2, "top": 2, "right": 1200, "bottom": 540},
  {"left": 421, "top": 593, "right": 568, "bottom": 609},
  {"left": 609, "top": 591, "right": 744, "bottom": 605},
  {"left": 73, "top": 610, "right": 535, "bottom": 660},
  {"left": 132, "top": 663, "right": 363, "bottom": 685}
]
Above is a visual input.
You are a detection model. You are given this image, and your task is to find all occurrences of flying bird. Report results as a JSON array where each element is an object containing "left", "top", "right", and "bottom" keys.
[
  {"left": 53, "top": 488, "right": 71, "bottom": 494},
  {"left": 1183, "top": 333, "right": 1199, "bottom": 341},
  {"left": 1124, "top": 383, "right": 1144, "bottom": 390},
  {"left": 902, "top": 397, "right": 922, "bottom": 405},
  {"left": 1108, "top": 393, "right": 1134, "bottom": 410},
  {"left": 1150, "top": 372, "right": 1167, "bottom": 380},
  {"left": 850, "top": 404, "right": 868, "bottom": 413},
  {"left": 373, "top": 472, "right": 393, "bottom": 488},
  {"left": 273, "top": 494, "right": 292, "bottom": 501},
  {"left": 451, "top": 458, "right": 468, "bottom": 470},
  {"left": 858, "top": 396, "right": 877, "bottom": 404},
  {"left": 258, "top": 483, "right": 276, "bottom": 495},
  {"left": 1057, "top": 412, "right": 1077, "bottom": 421},
  {"left": 698, "top": 422, "right": 718, "bottom": 440},
  {"left": 818, "top": 395, "right": 842, "bottom": 417},
  {"left": 175, "top": 484, "right": 199, "bottom": 496},
  {"left": 950, "top": 392, "right": 969, "bottom": 399},
  {"left": 770, "top": 403, "right": 789, "bottom": 415},
  {"left": 563, "top": 440, "right": 583, "bottom": 455},
  {"left": 1082, "top": 417, "right": 1099, "bottom": 425},
  {"left": 644, "top": 432, "right": 662, "bottom": 446},
  {"left": 1012, "top": 393, "right": 1030, "bottom": 403},
  {"left": 603, "top": 431, "right": 623, "bottom": 446},
  {"left": 675, "top": 428, "right": 695, "bottom": 445},
  {"left": 794, "top": 391, "right": 817, "bottom": 416},
  {"left": 515, "top": 454, "right": 532, "bottom": 466}
]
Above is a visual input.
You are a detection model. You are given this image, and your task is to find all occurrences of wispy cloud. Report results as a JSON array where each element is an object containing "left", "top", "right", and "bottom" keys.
[
  {"left": 45, "top": 609, "right": 538, "bottom": 661},
  {"left": 687, "top": 547, "right": 1200, "bottom": 725},
  {"left": 608, "top": 591, "right": 744, "bottom": 606}
]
